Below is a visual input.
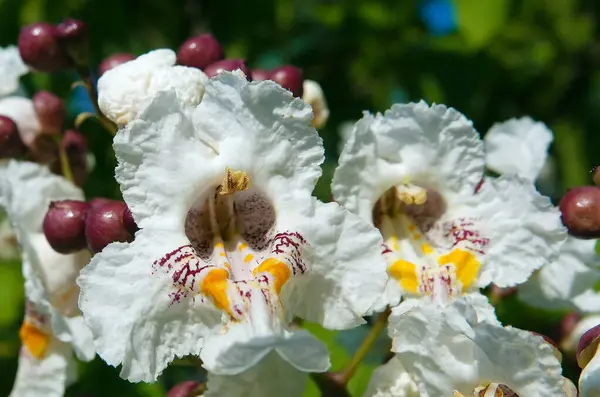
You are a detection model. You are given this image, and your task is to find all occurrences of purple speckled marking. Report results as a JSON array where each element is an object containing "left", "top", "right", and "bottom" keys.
[{"left": 270, "top": 231, "right": 307, "bottom": 275}]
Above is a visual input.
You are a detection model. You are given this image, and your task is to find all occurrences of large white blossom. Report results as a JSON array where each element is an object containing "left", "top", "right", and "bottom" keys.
[
  {"left": 0, "top": 46, "right": 28, "bottom": 98},
  {"left": 0, "top": 161, "right": 94, "bottom": 397},
  {"left": 97, "top": 49, "right": 208, "bottom": 125},
  {"left": 78, "top": 72, "right": 388, "bottom": 385},
  {"left": 332, "top": 102, "right": 565, "bottom": 312},
  {"left": 483, "top": 117, "right": 600, "bottom": 313},
  {"left": 388, "top": 296, "right": 567, "bottom": 397}
]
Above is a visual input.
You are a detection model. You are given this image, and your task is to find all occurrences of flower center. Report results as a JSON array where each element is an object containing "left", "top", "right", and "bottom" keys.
[
  {"left": 374, "top": 182, "right": 484, "bottom": 301},
  {"left": 154, "top": 168, "right": 307, "bottom": 321}
]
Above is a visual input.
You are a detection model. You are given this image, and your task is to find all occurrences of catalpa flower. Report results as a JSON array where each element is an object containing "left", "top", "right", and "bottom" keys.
[
  {"left": 0, "top": 46, "right": 28, "bottom": 98},
  {"left": 0, "top": 161, "right": 94, "bottom": 397},
  {"left": 388, "top": 296, "right": 571, "bottom": 397},
  {"left": 483, "top": 117, "right": 600, "bottom": 312},
  {"left": 78, "top": 72, "right": 387, "bottom": 382},
  {"left": 98, "top": 48, "right": 208, "bottom": 125},
  {"left": 332, "top": 102, "right": 565, "bottom": 310}
]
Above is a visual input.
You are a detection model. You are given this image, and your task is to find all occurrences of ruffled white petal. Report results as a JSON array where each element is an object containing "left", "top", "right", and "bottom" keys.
[
  {"left": 464, "top": 174, "right": 566, "bottom": 288},
  {"left": 519, "top": 237, "right": 600, "bottom": 312},
  {"left": 580, "top": 351, "right": 600, "bottom": 397},
  {"left": 204, "top": 353, "right": 309, "bottom": 397},
  {"left": 363, "top": 356, "right": 420, "bottom": 397},
  {"left": 0, "top": 46, "right": 28, "bottom": 98},
  {"left": 278, "top": 197, "right": 387, "bottom": 329},
  {"left": 333, "top": 101, "right": 485, "bottom": 223},
  {"left": 78, "top": 230, "right": 220, "bottom": 382},
  {"left": 562, "top": 315, "right": 600, "bottom": 353},
  {"left": 484, "top": 117, "right": 553, "bottom": 181},
  {"left": 0, "top": 97, "right": 41, "bottom": 145},
  {"left": 302, "top": 80, "right": 329, "bottom": 129},
  {"left": 390, "top": 297, "right": 564, "bottom": 397},
  {"left": 9, "top": 338, "right": 77, "bottom": 397},
  {"left": 98, "top": 49, "right": 207, "bottom": 125}
]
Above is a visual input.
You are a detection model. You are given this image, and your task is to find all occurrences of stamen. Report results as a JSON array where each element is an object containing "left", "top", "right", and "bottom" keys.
[
  {"left": 396, "top": 183, "right": 427, "bottom": 205},
  {"left": 218, "top": 168, "right": 251, "bottom": 196},
  {"left": 19, "top": 321, "right": 50, "bottom": 359}
]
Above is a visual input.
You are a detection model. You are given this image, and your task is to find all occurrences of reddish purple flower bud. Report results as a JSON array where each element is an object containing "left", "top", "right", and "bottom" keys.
[
  {"left": 177, "top": 34, "right": 223, "bottom": 70},
  {"left": 43, "top": 200, "right": 89, "bottom": 254},
  {"left": 0, "top": 116, "right": 26, "bottom": 159},
  {"left": 85, "top": 200, "right": 134, "bottom": 253},
  {"left": 561, "top": 312, "right": 582, "bottom": 342},
  {"left": 311, "top": 372, "right": 350, "bottom": 397},
  {"left": 166, "top": 381, "right": 202, "bottom": 397},
  {"left": 29, "top": 134, "right": 58, "bottom": 166},
  {"left": 270, "top": 65, "right": 304, "bottom": 97},
  {"left": 122, "top": 206, "right": 138, "bottom": 235},
  {"left": 88, "top": 197, "right": 114, "bottom": 209},
  {"left": 203, "top": 59, "right": 249, "bottom": 79},
  {"left": 559, "top": 186, "right": 600, "bottom": 238},
  {"left": 18, "top": 23, "right": 72, "bottom": 71},
  {"left": 98, "top": 53, "right": 135, "bottom": 76},
  {"left": 33, "top": 91, "right": 66, "bottom": 135},
  {"left": 250, "top": 68, "right": 271, "bottom": 82},
  {"left": 577, "top": 323, "right": 600, "bottom": 368},
  {"left": 55, "top": 19, "right": 89, "bottom": 66}
]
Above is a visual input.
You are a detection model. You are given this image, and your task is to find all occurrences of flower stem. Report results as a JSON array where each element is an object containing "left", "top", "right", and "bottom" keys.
[
  {"left": 76, "top": 67, "right": 118, "bottom": 135},
  {"left": 54, "top": 135, "right": 74, "bottom": 183},
  {"left": 339, "top": 309, "right": 390, "bottom": 384}
]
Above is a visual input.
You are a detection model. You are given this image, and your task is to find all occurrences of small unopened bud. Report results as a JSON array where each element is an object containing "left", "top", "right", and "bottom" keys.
[
  {"left": 167, "top": 381, "right": 204, "bottom": 397},
  {"left": 55, "top": 19, "right": 89, "bottom": 66},
  {"left": 592, "top": 166, "right": 600, "bottom": 188},
  {"left": 18, "top": 23, "right": 72, "bottom": 71},
  {"left": 85, "top": 200, "right": 134, "bottom": 253},
  {"left": 29, "top": 134, "right": 58, "bottom": 166},
  {"left": 33, "top": 91, "right": 66, "bottom": 135},
  {"left": 0, "top": 116, "right": 26, "bottom": 159},
  {"left": 122, "top": 206, "right": 139, "bottom": 235},
  {"left": 177, "top": 34, "right": 223, "bottom": 70},
  {"left": 98, "top": 53, "right": 135, "bottom": 76},
  {"left": 561, "top": 312, "right": 582, "bottom": 342},
  {"left": 577, "top": 323, "right": 600, "bottom": 368},
  {"left": 311, "top": 372, "right": 350, "bottom": 397},
  {"left": 88, "top": 197, "right": 113, "bottom": 209},
  {"left": 250, "top": 68, "right": 271, "bottom": 81},
  {"left": 204, "top": 59, "right": 249, "bottom": 79},
  {"left": 559, "top": 186, "right": 600, "bottom": 238},
  {"left": 43, "top": 200, "right": 89, "bottom": 254},
  {"left": 270, "top": 65, "right": 304, "bottom": 97}
]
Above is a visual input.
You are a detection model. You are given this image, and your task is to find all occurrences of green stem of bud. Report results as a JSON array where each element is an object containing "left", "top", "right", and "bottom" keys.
[
  {"left": 76, "top": 68, "right": 118, "bottom": 135},
  {"left": 54, "top": 134, "right": 74, "bottom": 183}
]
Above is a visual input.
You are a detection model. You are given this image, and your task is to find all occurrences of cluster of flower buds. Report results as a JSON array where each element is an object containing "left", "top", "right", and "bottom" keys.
[
  {"left": 559, "top": 167, "right": 600, "bottom": 238},
  {"left": 43, "top": 197, "right": 138, "bottom": 254},
  {"left": 166, "top": 381, "right": 205, "bottom": 397},
  {"left": 174, "top": 33, "right": 304, "bottom": 97},
  {"left": 18, "top": 18, "right": 88, "bottom": 71}
]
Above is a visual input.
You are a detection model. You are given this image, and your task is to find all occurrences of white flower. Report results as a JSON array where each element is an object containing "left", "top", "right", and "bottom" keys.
[
  {"left": 562, "top": 315, "right": 600, "bottom": 353},
  {"left": 97, "top": 49, "right": 208, "bottom": 125},
  {"left": 0, "top": 161, "right": 95, "bottom": 397},
  {"left": 483, "top": 117, "right": 600, "bottom": 313},
  {"left": 363, "top": 356, "right": 420, "bottom": 397},
  {"left": 78, "top": 73, "right": 388, "bottom": 382},
  {"left": 332, "top": 102, "right": 565, "bottom": 310},
  {"left": 0, "top": 97, "right": 41, "bottom": 146},
  {"left": 484, "top": 117, "right": 553, "bottom": 181},
  {"left": 0, "top": 46, "right": 28, "bottom": 98},
  {"left": 580, "top": 348, "right": 600, "bottom": 397},
  {"left": 389, "top": 296, "right": 566, "bottom": 397},
  {"left": 302, "top": 80, "right": 329, "bottom": 129}
]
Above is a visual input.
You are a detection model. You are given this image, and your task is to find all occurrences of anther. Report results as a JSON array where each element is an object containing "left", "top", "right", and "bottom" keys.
[
  {"left": 396, "top": 183, "right": 427, "bottom": 205},
  {"left": 218, "top": 168, "right": 250, "bottom": 195}
]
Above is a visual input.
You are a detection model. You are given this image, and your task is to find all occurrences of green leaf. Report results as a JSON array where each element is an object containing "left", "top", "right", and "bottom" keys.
[{"left": 454, "top": 0, "right": 509, "bottom": 50}]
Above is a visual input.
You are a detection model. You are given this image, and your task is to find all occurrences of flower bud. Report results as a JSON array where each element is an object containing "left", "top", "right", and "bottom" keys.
[
  {"left": 250, "top": 68, "right": 271, "bottom": 81},
  {"left": 577, "top": 323, "right": 600, "bottom": 368},
  {"left": 123, "top": 206, "right": 139, "bottom": 235},
  {"left": 203, "top": 59, "right": 249, "bottom": 79},
  {"left": 0, "top": 115, "right": 26, "bottom": 159},
  {"left": 270, "top": 65, "right": 303, "bottom": 97},
  {"left": 33, "top": 91, "right": 66, "bottom": 135},
  {"left": 98, "top": 53, "right": 135, "bottom": 76},
  {"left": 560, "top": 312, "right": 582, "bottom": 342},
  {"left": 29, "top": 134, "right": 58, "bottom": 166},
  {"left": 43, "top": 200, "right": 89, "bottom": 254},
  {"left": 167, "top": 381, "right": 203, "bottom": 397},
  {"left": 85, "top": 200, "right": 134, "bottom": 253},
  {"left": 88, "top": 197, "right": 113, "bottom": 209},
  {"left": 18, "top": 23, "right": 72, "bottom": 71},
  {"left": 559, "top": 186, "right": 600, "bottom": 238},
  {"left": 311, "top": 372, "right": 350, "bottom": 397},
  {"left": 55, "top": 19, "right": 89, "bottom": 66},
  {"left": 177, "top": 34, "right": 223, "bottom": 70}
]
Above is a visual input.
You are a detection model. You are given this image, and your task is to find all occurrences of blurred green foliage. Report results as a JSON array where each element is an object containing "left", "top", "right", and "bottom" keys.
[{"left": 1, "top": 0, "right": 600, "bottom": 395}]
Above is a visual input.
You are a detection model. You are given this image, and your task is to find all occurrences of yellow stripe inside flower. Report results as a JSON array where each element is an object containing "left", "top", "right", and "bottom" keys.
[
  {"left": 253, "top": 258, "right": 291, "bottom": 295},
  {"left": 438, "top": 248, "right": 480, "bottom": 290},
  {"left": 388, "top": 259, "right": 419, "bottom": 293},
  {"left": 200, "top": 268, "right": 233, "bottom": 317},
  {"left": 19, "top": 321, "right": 50, "bottom": 359}
]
